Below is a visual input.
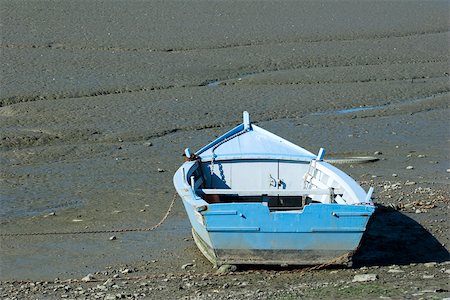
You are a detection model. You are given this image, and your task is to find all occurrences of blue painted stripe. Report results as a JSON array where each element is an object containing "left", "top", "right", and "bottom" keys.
[
  {"left": 207, "top": 227, "right": 260, "bottom": 232},
  {"left": 202, "top": 210, "right": 238, "bottom": 216},
  {"left": 195, "top": 124, "right": 244, "bottom": 155}
]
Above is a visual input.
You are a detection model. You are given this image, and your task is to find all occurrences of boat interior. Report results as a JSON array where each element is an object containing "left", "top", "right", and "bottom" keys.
[{"left": 188, "top": 159, "right": 347, "bottom": 210}]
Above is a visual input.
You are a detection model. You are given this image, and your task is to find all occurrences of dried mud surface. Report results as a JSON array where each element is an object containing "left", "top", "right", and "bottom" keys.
[{"left": 0, "top": 1, "right": 449, "bottom": 299}]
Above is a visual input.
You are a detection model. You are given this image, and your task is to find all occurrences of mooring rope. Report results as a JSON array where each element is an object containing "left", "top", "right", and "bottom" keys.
[{"left": 0, "top": 193, "right": 178, "bottom": 237}]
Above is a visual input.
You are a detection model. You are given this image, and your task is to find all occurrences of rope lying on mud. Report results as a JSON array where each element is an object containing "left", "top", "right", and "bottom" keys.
[
  {"left": 0, "top": 193, "right": 178, "bottom": 237},
  {"left": 324, "top": 156, "right": 379, "bottom": 164}
]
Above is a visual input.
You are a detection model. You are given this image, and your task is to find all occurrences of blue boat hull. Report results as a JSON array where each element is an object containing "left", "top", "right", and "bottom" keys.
[
  {"left": 174, "top": 112, "right": 376, "bottom": 266},
  {"left": 182, "top": 198, "right": 374, "bottom": 266}
]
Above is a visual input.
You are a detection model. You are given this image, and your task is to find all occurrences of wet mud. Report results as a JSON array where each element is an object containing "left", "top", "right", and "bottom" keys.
[{"left": 0, "top": 0, "right": 449, "bottom": 298}]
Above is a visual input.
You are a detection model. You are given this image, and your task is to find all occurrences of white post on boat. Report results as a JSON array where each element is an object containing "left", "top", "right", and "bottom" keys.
[
  {"left": 243, "top": 111, "right": 251, "bottom": 131},
  {"left": 365, "top": 187, "right": 374, "bottom": 203},
  {"left": 316, "top": 148, "right": 326, "bottom": 161},
  {"left": 184, "top": 148, "right": 192, "bottom": 158},
  {"left": 190, "top": 176, "right": 195, "bottom": 190}
]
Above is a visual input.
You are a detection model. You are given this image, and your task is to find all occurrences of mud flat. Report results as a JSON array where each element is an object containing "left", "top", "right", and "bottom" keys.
[{"left": 0, "top": 0, "right": 449, "bottom": 298}]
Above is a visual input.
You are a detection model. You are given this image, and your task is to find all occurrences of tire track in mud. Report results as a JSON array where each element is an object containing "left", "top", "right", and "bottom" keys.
[{"left": 1, "top": 29, "right": 447, "bottom": 53}]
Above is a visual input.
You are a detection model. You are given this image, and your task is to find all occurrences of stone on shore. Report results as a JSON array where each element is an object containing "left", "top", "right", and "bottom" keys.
[{"left": 352, "top": 274, "right": 378, "bottom": 282}]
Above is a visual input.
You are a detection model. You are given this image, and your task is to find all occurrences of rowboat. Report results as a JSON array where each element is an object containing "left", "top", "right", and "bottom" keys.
[{"left": 173, "top": 111, "right": 375, "bottom": 267}]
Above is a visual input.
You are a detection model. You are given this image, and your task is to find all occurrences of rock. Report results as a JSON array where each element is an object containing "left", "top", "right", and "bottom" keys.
[
  {"left": 103, "top": 279, "right": 114, "bottom": 287},
  {"left": 406, "top": 166, "right": 414, "bottom": 170},
  {"left": 415, "top": 209, "right": 422, "bottom": 214},
  {"left": 120, "top": 268, "right": 132, "bottom": 274},
  {"left": 81, "top": 273, "right": 95, "bottom": 282},
  {"left": 388, "top": 269, "right": 404, "bottom": 273},
  {"left": 96, "top": 284, "right": 107, "bottom": 291},
  {"left": 405, "top": 181, "right": 416, "bottom": 185},
  {"left": 392, "top": 174, "right": 398, "bottom": 177},
  {"left": 374, "top": 151, "right": 382, "bottom": 155},
  {"left": 109, "top": 236, "right": 116, "bottom": 241},
  {"left": 447, "top": 169, "right": 450, "bottom": 173},
  {"left": 181, "top": 263, "right": 194, "bottom": 270},
  {"left": 104, "top": 295, "right": 116, "bottom": 300},
  {"left": 216, "top": 264, "right": 237, "bottom": 274},
  {"left": 417, "top": 154, "right": 426, "bottom": 158},
  {"left": 157, "top": 168, "right": 165, "bottom": 172},
  {"left": 143, "top": 142, "right": 153, "bottom": 147},
  {"left": 424, "top": 262, "right": 437, "bottom": 268},
  {"left": 352, "top": 274, "right": 378, "bottom": 282},
  {"left": 422, "top": 275, "right": 435, "bottom": 279}
]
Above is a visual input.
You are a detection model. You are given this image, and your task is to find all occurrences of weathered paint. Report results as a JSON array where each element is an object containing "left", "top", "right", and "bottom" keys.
[{"left": 178, "top": 193, "right": 374, "bottom": 266}]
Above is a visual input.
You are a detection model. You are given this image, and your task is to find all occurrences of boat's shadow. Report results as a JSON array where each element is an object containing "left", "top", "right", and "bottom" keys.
[{"left": 352, "top": 204, "right": 449, "bottom": 267}]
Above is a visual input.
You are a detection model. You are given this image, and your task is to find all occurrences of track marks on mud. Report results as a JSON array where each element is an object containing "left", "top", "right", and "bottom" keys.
[
  {"left": 2, "top": 58, "right": 447, "bottom": 107},
  {"left": 0, "top": 85, "right": 178, "bottom": 107},
  {"left": 1, "top": 29, "right": 447, "bottom": 54}
]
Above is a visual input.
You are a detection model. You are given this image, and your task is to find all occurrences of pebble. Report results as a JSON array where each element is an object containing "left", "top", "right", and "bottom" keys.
[
  {"left": 81, "top": 273, "right": 95, "bottom": 282},
  {"left": 352, "top": 274, "right": 378, "bottom": 282},
  {"left": 406, "top": 166, "right": 414, "bottom": 170},
  {"left": 405, "top": 181, "right": 416, "bottom": 185},
  {"left": 417, "top": 154, "right": 426, "bottom": 158},
  {"left": 96, "top": 284, "right": 108, "bottom": 291},
  {"left": 374, "top": 151, "right": 382, "bottom": 155},
  {"left": 103, "top": 279, "right": 114, "bottom": 287},
  {"left": 392, "top": 173, "right": 398, "bottom": 177},
  {"left": 143, "top": 142, "right": 153, "bottom": 147},
  {"left": 447, "top": 169, "right": 450, "bottom": 173},
  {"left": 181, "top": 263, "right": 194, "bottom": 270},
  {"left": 415, "top": 209, "right": 422, "bottom": 214},
  {"left": 157, "top": 168, "right": 165, "bottom": 172},
  {"left": 120, "top": 268, "right": 132, "bottom": 274},
  {"left": 422, "top": 275, "right": 435, "bottom": 279},
  {"left": 424, "top": 262, "right": 437, "bottom": 268},
  {"left": 216, "top": 264, "right": 237, "bottom": 274},
  {"left": 388, "top": 269, "right": 404, "bottom": 273},
  {"left": 109, "top": 236, "right": 116, "bottom": 241}
]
